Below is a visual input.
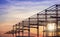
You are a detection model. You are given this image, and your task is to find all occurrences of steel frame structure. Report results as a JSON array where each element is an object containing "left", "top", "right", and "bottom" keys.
[{"left": 5, "top": 4, "right": 60, "bottom": 37}]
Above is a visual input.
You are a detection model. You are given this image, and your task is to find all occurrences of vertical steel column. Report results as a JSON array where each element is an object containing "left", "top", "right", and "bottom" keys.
[
  {"left": 43, "top": 14, "right": 45, "bottom": 37},
  {"left": 15, "top": 24, "right": 17, "bottom": 37},
  {"left": 37, "top": 14, "right": 39, "bottom": 37},
  {"left": 18, "top": 23, "right": 20, "bottom": 36},
  {"left": 43, "top": 25, "right": 44, "bottom": 37},
  {"left": 28, "top": 18, "right": 30, "bottom": 37},
  {"left": 22, "top": 21, "right": 24, "bottom": 37},
  {"left": 45, "top": 10, "right": 47, "bottom": 37},
  {"left": 56, "top": 5, "right": 58, "bottom": 36},
  {"left": 13, "top": 25, "right": 14, "bottom": 37}
]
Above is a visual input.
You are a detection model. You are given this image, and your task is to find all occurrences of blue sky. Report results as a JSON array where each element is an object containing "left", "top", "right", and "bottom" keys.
[
  {"left": 0, "top": 0, "right": 9, "bottom": 4},
  {"left": 0, "top": 0, "right": 60, "bottom": 34},
  {"left": 11, "top": 0, "right": 44, "bottom": 1}
]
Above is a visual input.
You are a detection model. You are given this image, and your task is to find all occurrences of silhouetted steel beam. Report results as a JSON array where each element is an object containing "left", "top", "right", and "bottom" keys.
[
  {"left": 38, "top": 13, "right": 60, "bottom": 14},
  {"left": 28, "top": 18, "right": 30, "bottom": 37},
  {"left": 45, "top": 9, "right": 60, "bottom": 12},
  {"left": 20, "top": 29, "right": 29, "bottom": 30},
  {"left": 30, "top": 24, "right": 46, "bottom": 26},
  {"left": 30, "top": 26, "right": 37, "bottom": 28},
  {"left": 24, "top": 26, "right": 38, "bottom": 28},
  {"left": 37, "top": 14, "right": 39, "bottom": 37},
  {"left": 22, "top": 21, "right": 24, "bottom": 37},
  {"left": 50, "top": 16, "right": 60, "bottom": 18},
  {"left": 30, "top": 20, "right": 47, "bottom": 22},
  {"left": 16, "top": 36, "right": 35, "bottom": 37},
  {"left": 30, "top": 24, "right": 37, "bottom": 25},
  {"left": 56, "top": 4, "right": 60, "bottom": 6}
]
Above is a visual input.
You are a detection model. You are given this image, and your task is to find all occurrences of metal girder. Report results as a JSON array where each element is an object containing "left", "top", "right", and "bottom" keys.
[
  {"left": 50, "top": 16, "right": 60, "bottom": 18},
  {"left": 45, "top": 9, "right": 60, "bottom": 12},
  {"left": 38, "top": 14, "right": 60, "bottom": 15},
  {"left": 9, "top": 4, "right": 60, "bottom": 37}
]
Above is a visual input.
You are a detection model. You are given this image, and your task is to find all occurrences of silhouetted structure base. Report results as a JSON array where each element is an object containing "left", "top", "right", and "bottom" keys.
[{"left": 16, "top": 36, "right": 34, "bottom": 37}]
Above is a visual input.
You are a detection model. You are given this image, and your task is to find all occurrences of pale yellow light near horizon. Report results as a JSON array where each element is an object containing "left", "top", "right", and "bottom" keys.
[{"left": 47, "top": 23, "right": 56, "bottom": 31}]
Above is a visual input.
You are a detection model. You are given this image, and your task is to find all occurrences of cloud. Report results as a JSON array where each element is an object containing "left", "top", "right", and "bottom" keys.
[
  {"left": 0, "top": 0, "right": 60, "bottom": 34},
  {"left": 8, "top": 0, "right": 46, "bottom": 2},
  {"left": 7, "top": 0, "right": 60, "bottom": 2},
  {"left": 0, "top": 0, "right": 60, "bottom": 24}
]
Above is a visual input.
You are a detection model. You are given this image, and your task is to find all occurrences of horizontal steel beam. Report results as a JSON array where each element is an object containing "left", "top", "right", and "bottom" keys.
[
  {"left": 50, "top": 16, "right": 60, "bottom": 18},
  {"left": 38, "top": 14, "right": 60, "bottom": 15},
  {"left": 45, "top": 9, "right": 60, "bottom": 12},
  {"left": 20, "top": 29, "right": 29, "bottom": 30}
]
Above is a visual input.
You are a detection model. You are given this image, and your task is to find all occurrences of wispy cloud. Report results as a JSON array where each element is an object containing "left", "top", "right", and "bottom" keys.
[
  {"left": 0, "top": 0, "right": 60, "bottom": 24},
  {"left": 0, "top": 0, "right": 60, "bottom": 34}
]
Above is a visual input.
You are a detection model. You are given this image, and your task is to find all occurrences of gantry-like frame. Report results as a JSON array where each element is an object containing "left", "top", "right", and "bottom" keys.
[{"left": 5, "top": 4, "right": 60, "bottom": 37}]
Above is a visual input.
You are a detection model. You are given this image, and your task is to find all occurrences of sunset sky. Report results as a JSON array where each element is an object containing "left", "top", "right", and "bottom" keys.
[{"left": 0, "top": 0, "right": 60, "bottom": 37}]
